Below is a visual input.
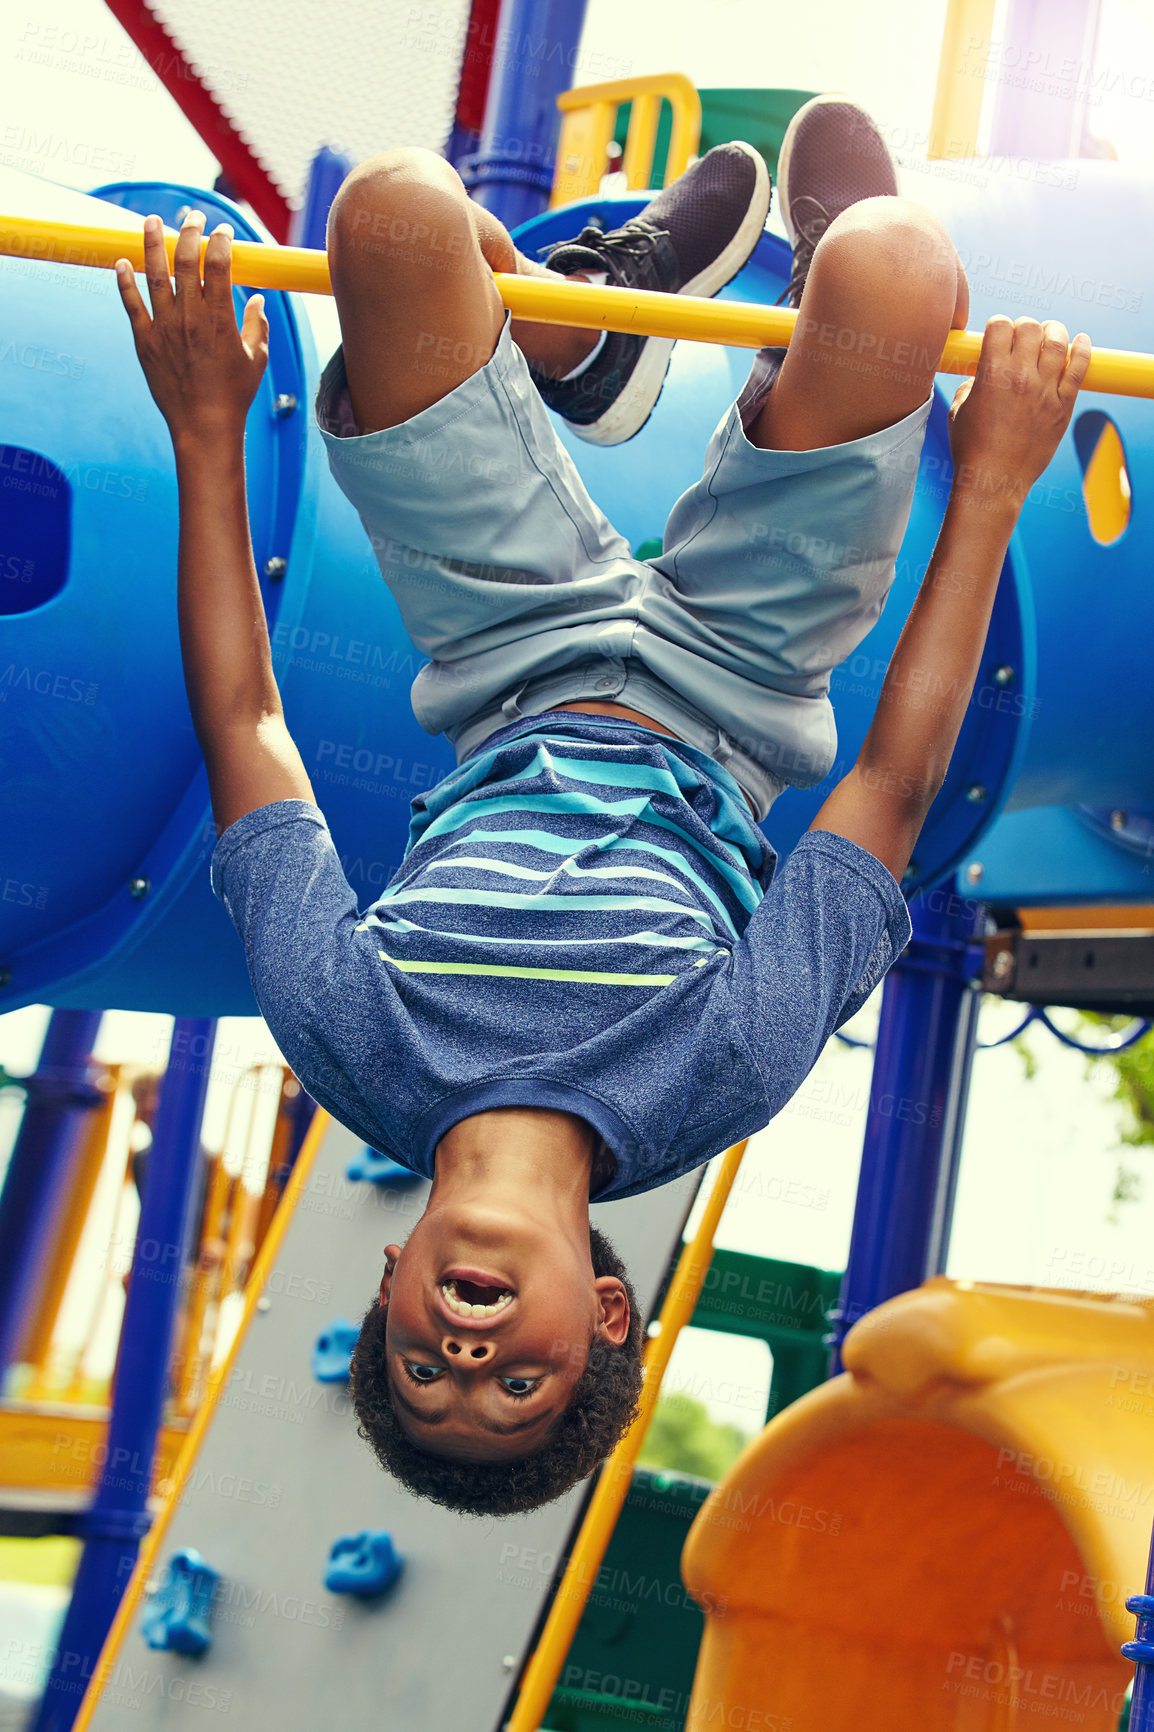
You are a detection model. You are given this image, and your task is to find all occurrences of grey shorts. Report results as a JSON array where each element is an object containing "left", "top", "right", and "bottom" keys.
[{"left": 316, "top": 316, "right": 932, "bottom": 820}]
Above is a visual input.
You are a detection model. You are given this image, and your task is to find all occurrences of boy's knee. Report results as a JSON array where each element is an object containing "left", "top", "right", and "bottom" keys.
[
  {"left": 327, "top": 148, "right": 475, "bottom": 278},
  {"left": 816, "top": 196, "right": 959, "bottom": 314}
]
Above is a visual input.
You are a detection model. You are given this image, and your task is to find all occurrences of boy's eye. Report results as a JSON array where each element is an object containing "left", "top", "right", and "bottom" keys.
[
  {"left": 403, "top": 1361, "right": 443, "bottom": 1384},
  {"left": 500, "top": 1376, "right": 539, "bottom": 1397}
]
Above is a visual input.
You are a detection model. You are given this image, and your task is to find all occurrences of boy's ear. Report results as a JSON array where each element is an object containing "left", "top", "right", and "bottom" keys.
[
  {"left": 379, "top": 1243, "right": 402, "bottom": 1307},
  {"left": 593, "top": 1276, "right": 630, "bottom": 1347}
]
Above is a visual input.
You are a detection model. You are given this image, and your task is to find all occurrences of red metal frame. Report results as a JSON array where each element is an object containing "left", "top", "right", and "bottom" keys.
[
  {"left": 455, "top": 0, "right": 501, "bottom": 134},
  {"left": 102, "top": 0, "right": 496, "bottom": 238},
  {"left": 101, "top": 0, "right": 293, "bottom": 239}
]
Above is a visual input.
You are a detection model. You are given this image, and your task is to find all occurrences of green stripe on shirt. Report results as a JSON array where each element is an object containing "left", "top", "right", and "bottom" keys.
[{"left": 378, "top": 952, "right": 677, "bottom": 986}]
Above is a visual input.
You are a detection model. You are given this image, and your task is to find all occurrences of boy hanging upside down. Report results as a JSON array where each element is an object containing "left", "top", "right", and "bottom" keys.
[{"left": 116, "top": 98, "right": 1089, "bottom": 1516}]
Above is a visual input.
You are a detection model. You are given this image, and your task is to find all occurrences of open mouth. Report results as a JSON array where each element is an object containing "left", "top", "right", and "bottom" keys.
[{"left": 440, "top": 1277, "right": 515, "bottom": 1319}]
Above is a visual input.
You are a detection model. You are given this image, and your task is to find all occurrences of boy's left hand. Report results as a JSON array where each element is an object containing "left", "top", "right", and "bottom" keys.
[
  {"left": 115, "top": 211, "right": 269, "bottom": 445},
  {"left": 947, "top": 315, "right": 1092, "bottom": 508}
]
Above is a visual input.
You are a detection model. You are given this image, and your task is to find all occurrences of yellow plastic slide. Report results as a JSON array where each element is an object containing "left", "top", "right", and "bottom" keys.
[{"left": 682, "top": 1279, "right": 1153, "bottom": 1730}]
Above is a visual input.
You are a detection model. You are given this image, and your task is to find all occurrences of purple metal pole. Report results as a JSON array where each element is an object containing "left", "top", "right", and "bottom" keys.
[
  {"left": 0, "top": 1008, "right": 103, "bottom": 1384},
  {"left": 828, "top": 885, "right": 983, "bottom": 1369},
  {"left": 986, "top": 0, "right": 1103, "bottom": 158},
  {"left": 289, "top": 145, "right": 353, "bottom": 249},
  {"left": 34, "top": 1019, "right": 216, "bottom": 1732},
  {"left": 1123, "top": 1522, "right": 1154, "bottom": 1732},
  {"left": 460, "top": 0, "right": 591, "bottom": 229}
]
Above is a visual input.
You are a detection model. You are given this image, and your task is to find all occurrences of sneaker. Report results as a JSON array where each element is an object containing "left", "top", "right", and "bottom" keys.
[
  {"left": 531, "top": 141, "right": 770, "bottom": 445},
  {"left": 776, "top": 95, "right": 899, "bottom": 308}
]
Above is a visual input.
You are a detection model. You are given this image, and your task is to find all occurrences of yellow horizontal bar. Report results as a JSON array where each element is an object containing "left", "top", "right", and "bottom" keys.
[
  {"left": 0, "top": 211, "right": 334, "bottom": 294},
  {"left": 506, "top": 1139, "right": 749, "bottom": 1732},
  {"left": 3, "top": 212, "right": 1154, "bottom": 398}
]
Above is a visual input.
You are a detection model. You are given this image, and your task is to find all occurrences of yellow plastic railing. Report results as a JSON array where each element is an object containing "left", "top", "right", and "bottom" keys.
[
  {"left": 505, "top": 1139, "right": 748, "bottom": 1732},
  {"left": 2, "top": 214, "right": 1154, "bottom": 397},
  {"left": 551, "top": 72, "right": 702, "bottom": 205}
]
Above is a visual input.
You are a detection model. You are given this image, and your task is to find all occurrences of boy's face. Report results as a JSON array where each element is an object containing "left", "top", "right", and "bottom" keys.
[{"left": 379, "top": 1202, "right": 629, "bottom": 1462}]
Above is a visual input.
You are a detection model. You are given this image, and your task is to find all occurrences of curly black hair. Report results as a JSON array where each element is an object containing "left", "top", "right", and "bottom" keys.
[{"left": 349, "top": 1226, "right": 643, "bottom": 1517}]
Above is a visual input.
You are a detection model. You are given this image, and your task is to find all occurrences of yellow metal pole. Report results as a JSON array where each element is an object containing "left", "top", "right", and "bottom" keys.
[
  {"left": 660, "top": 74, "right": 703, "bottom": 185},
  {"left": 622, "top": 91, "right": 662, "bottom": 191},
  {"left": 505, "top": 1139, "right": 748, "bottom": 1732},
  {"left": 172, "top": 1151, "right": 230, "bottom": 1417},
  {"left": 64, "top": 1145, "right": 137, "bottom": 1405},
  {"left": 4, "top": 212, "right": 1154, "bottom": 397},
  {"left": 21, "top": 1066, "right": 122, "bottom": 1396},
  {"left": 551, "top": 98, "right": 617, "bottom": 206},
  {"left": 928, "top": 0, "right": 998, "bottom": 160},
  {"left": 252, "top": 1069, "right": 296, "bottom": 1254}
]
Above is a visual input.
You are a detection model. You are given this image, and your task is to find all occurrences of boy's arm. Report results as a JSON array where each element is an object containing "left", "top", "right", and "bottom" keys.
[
  {"left": 116, "top": 212, "right": 316, "bottom": 837},
  {"left": 810, "top": 314, "right": 1091, "bottom": 883}
]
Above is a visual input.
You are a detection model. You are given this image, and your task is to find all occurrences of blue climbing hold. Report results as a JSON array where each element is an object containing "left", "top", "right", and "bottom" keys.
[
  {"left": 345, "top": 1145, "right": 418, "bottom": 1186},
  {"left": 141, "top": 1549, "right": 220, "bottom": 1655},
  {"left": 324, "top": 1530, "right": 403, "bottom": 1599},
  {"left": 311, "top": 1318, "right": 360, "bottom": 1383}
]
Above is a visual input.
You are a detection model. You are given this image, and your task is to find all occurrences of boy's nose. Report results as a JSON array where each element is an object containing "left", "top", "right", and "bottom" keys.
[{"left": 441, "top": 1333, "right": 496, "bottom": 1365}]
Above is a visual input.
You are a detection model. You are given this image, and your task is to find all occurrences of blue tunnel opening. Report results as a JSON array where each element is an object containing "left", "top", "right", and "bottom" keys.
[{"left": 0, "top": 445, "right": 71, "bottom": 616}]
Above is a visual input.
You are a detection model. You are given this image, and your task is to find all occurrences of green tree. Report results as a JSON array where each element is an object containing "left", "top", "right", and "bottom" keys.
[
  {"left": 638, "top": 1393, "right": 752, "bottom": 1482},
  {"left": 1079, "top": 1014, "right": 1154, "bottom": 1221},
  {"left": 1013, "top": 1009, "right": 1154, "bottom": 1221}
]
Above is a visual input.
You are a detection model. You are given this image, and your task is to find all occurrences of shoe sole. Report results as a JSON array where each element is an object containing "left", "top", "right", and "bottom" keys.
[
  {"left": 777, "top": 92, "right": 896, "bottom": 249},
  {"left": 572, "top": 141, "right": 771, "bottom": 447}
]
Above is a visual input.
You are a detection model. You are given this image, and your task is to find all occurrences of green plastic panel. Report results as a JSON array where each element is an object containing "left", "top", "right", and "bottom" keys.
[{"left": 612, "top": 87, "right": 819, "bottom": 185}]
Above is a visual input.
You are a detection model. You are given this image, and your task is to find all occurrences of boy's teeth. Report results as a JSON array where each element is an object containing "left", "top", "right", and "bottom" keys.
[{"left": 441, "top": 1280, "right": 513, "bottom": 1318}]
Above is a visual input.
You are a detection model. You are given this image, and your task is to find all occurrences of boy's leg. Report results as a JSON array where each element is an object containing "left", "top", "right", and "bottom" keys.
[
  {"left": 326, "top": 147, "right": 599, "bottom": 434},
  {"left": 752, "top": 93, "right": 967, "bottom": 450},
  {"left": 320, "top": 148, "right": 688, "bottom": 754},
  {"left": 636, "top": 102, "right": 971, "bottom": 812},
  {"left": 749, "top": 194, "right": 968, "bottom": 453},
  {"left": 319, "top": 145, "right": 777, "bottom": 762},
  {"left": 327, "top": 142, "right": 770, "bottom": 444}
]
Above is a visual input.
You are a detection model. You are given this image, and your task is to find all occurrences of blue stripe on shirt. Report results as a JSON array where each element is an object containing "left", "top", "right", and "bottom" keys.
[{"left": 380, "top": 723, "right": 771, "bottom": 983}]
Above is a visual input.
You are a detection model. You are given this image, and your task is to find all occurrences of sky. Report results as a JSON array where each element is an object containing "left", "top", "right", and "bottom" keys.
[{"left": 2, "top": 0, "right": 1154, "bottom": 1440}]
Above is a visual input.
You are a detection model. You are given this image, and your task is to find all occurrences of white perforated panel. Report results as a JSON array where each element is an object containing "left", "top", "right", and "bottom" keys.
[{"left": 148, "top": 0, "right": 471, "bottom": 208}]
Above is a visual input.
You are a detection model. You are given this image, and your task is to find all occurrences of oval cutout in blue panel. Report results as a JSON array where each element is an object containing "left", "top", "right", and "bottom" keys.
[
  {"left": 1073, "top": 409, "right": 1131, "bottom": 547},
  {"left": 0, "top": 446, "right": 71, "bottom": 614}
]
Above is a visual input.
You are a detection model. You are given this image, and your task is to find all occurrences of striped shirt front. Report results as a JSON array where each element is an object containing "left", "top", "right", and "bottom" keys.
[
  {"left": 359, "top": 714, "right": 774, "bottom": 994},
  {"left": 211, "top": 714, "right": 911, "bottom": 1200}
]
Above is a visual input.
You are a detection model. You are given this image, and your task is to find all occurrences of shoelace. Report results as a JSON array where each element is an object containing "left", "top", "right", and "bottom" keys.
[
  {"left": 542, "top": 219, "right": 666, "bottom": 276},
  {"left": 537, "top": 218, "right": 603, "bottom": 264},
  {"left": 775, "top": 195, "right": 833, "bottom": 308},
  {"left": 776, "top": 246, "right": 813, "bottom": 308}
]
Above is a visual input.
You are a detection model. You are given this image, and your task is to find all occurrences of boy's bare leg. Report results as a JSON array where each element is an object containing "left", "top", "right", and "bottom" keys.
[
  {"left": 750, "top": 196, "right": 969, "bottom": 453},
  {"left": 470, "top": 200, "right": 605, "bottom": 382},
  {"left": 327, "top": 147, "right": 599, "bottom": 434},
  {"left": 326, "top": 149, "right": 685, "bottom": 759}
]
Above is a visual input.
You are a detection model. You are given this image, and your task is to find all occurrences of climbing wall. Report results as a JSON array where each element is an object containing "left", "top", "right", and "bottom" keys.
[{"left": 86, "top": 1118, "right": 699, "bottom": 1730}]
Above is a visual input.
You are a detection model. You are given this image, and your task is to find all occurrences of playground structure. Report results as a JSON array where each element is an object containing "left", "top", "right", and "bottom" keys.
[
  {"left": 684, "top": 1281, "right": 1154, "bottom": 1731},
  {"left": 2, "top": 0, "right": 1154, "bottom": 1728}
]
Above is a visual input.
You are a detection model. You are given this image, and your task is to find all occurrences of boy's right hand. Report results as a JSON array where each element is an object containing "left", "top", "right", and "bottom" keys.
[
  {"left": 115, "top": 211, "right": 269, "bottom": 447},
  {"left": 947, "top": 315, "right": 1091, "bottom": 510}
]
